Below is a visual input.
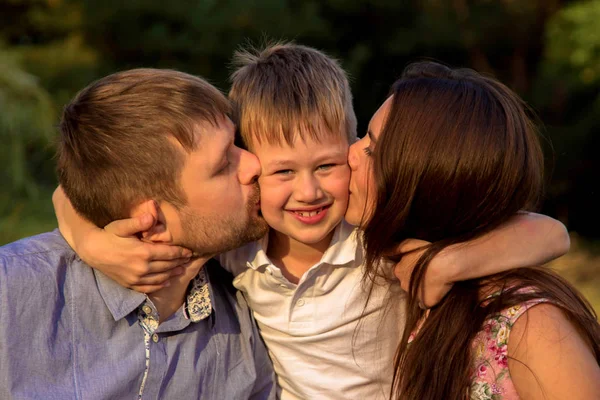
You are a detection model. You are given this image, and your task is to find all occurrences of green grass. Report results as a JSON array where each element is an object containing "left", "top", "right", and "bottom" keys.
[
  {"left": 0, "top": 190, "right": 57, "bottom": 245},
  {"left": 549, "top": 234, "right": 600, "bottom": 315}
]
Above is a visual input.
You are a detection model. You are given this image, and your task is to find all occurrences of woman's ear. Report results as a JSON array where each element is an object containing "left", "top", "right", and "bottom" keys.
[{"left": 130, "top": 200, "right": 174, "bottom": 243}]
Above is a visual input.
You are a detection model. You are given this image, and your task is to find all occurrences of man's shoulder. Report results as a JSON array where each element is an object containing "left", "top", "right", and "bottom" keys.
[
  {"left": 0, "top": 229, "right": 71, "bottom": 257},
  {"left": 0, "top": 230, "right": 74, "bottom": 275}
]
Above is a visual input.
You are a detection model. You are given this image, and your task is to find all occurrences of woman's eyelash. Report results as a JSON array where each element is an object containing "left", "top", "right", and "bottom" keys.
[{"left": 363, "top": 147, "right": 373, "bottom": 156}]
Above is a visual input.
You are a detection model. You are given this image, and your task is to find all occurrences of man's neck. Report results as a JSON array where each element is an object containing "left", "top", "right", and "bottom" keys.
[
  {"left": 267, "top": 229, "right": 334, "bottom": 284},
  {"left": 148, "top": 257, "right": 209, "bottom": 322}
]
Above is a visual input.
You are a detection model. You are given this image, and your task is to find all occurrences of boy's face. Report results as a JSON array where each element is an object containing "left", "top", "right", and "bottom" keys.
[{"left": 252, "top": 133, "right": 350, "bottom": 248}]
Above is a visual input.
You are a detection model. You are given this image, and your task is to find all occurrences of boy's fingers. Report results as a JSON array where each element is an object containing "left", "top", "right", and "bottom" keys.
[
  {"left": 146, "top": 245, "right": 193, "bottom": 262},
  {"left": 133, "top": 268, "right": 184, "bottom": 285},
  {"left": 395, "top": 238, "right": 430, "bottom": 253},
  {"left": 421, "top": 282, "right": 454, "bottom": 309},
  {"left": 145, "top": 260, "right": 188, "bottom": 274},
  {"left": 105, "top": 214, "right": 154, "bottom": 237},
  {"left": 131, "top": 284, "right": 170, "bottom": 294}
]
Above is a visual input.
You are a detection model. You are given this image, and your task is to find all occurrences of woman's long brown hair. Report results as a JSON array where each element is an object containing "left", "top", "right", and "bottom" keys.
[{"left": 362, "top": 62, "right": 600, "bottom": 399}]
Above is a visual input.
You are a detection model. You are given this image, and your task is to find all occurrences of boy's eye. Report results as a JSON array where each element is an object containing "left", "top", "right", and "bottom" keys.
[
  {"left": 274, "top": 169, "right": 293, "bottom": 175},
  {"left": 317, "top": 163, "right": 336, "bottom": 171},
  {"left": 363, "top": 147, "right": 373, "bottom": 156}
]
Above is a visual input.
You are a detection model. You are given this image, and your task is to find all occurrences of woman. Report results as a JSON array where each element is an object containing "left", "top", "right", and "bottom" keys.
[{"left": 345, "top": 61, "right": 600, "bottom": 399}]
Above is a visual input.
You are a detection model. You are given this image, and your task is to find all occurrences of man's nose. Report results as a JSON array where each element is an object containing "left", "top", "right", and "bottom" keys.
[{"left": 238, "top": 149, "right": 261, "bottom": 185}]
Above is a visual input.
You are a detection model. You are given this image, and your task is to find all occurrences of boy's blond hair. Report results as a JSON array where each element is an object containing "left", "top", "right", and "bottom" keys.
[{"left": 229, "top": 42, "right": 357, "bottom": 148}]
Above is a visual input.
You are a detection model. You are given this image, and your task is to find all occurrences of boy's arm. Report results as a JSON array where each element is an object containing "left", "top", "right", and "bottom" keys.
[
  {"left": 395, "top": 212, "right": 570, "bottom": 307},
  {"left": 53, "top": 186, "right": 191, "bottom": 293}
]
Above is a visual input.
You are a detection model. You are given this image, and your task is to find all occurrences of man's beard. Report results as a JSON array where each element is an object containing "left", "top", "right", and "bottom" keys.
[{"left": 179, "top": 185, "right": 268, "bottom": 257}]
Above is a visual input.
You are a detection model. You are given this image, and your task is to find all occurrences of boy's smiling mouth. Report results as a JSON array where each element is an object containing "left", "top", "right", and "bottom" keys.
[{"left": 286, "top": 204, "right": 332, "bottom": 224}]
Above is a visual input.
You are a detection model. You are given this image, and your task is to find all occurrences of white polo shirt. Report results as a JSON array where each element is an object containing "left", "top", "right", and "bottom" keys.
[{"left": 219, "top": 221, "right": 406, "bottom": 399}]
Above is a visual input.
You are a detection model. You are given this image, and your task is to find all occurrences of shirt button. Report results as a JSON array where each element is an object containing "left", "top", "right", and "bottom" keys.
[
  {"left": 142, "top": 305, "right": 152, "bottom": 314},
  {"left": 279, "top": 284, "right": 286, "bottom": 289},
  {"left": 296, "top": 299, "right": 305, "bottom": 307},
  {"left": 152, "top": 334, "right": 159, "bottom": 343}
]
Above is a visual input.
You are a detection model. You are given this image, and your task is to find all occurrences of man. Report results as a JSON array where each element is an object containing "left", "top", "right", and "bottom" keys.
[{"left": 0, "top": 69, "right": 275, "bottom": 399}]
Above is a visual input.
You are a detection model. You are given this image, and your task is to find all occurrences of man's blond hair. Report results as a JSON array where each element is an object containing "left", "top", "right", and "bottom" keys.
[{"left": 229, "top": 42, "right": 357, "bottom": 148}]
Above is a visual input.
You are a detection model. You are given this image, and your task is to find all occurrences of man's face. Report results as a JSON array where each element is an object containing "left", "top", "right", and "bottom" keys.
[
  {"left": 252, "top": 132, "right": 350, "bottom": 249},
  {"left": 167, "top": 115, "right": 268, "bottom": 257}
]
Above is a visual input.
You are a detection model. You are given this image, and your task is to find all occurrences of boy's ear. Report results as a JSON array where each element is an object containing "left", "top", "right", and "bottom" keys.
[{"left": 130, "top": 200, "right": 173, "bottom": 243}]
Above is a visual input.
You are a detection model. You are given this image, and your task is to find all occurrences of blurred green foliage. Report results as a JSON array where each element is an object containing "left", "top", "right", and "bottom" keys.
[{"left": 0, "top": 1, "right": 599, "bottom": 250}]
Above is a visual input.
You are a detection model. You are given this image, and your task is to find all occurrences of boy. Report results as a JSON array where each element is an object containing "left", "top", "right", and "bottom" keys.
[{"left": 55, "top": 43, "right": 569, "bottom": 399}]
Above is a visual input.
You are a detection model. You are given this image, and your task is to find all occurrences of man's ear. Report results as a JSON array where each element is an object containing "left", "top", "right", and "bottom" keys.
[{"left": 130, "top": 200, "right": 174, "bottom": 243}]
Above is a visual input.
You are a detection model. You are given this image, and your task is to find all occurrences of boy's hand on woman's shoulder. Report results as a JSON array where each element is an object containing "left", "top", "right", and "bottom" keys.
[{"left": 392, "top": 239, "right": 455, "bottom": 309}]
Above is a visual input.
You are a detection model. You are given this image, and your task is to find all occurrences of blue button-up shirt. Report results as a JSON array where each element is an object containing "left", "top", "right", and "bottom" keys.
[{"left": 0, "top": 230, "right": 276, "bottom": 400}]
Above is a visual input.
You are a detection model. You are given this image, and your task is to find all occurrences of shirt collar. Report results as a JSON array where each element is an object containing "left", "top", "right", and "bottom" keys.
[
  {"left": 320, "top": 220, "right": 359, "bottom": 266},
  {"left": 245, "top": 220, "right": 359, "bottom": 270},
  {"left": 182, "top": 267, "right": 213, "bottom": 323},
  {"left": 245, "top": 234, "right": 272, "bottom": 270},
  {"left": 94, "top": 269, "right": 147, "bottom": 321},
  {"left": 95, "top": 265, "right": 214, "bottom": 323}
]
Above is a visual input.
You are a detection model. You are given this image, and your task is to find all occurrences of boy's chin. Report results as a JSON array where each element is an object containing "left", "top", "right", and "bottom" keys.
[{"left": 288, "top": 226, "right": 338, "bottom": 246}]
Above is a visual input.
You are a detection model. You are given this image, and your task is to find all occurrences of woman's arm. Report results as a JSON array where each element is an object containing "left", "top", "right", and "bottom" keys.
[
  {"left": 508, "top": 303, "right": 600, "bottom": 399},
  {"left": 395, "top": 212, "right": 570, "bottom": 307},
  {"left": 53, "top": 186, "right": 191, "bottom": 293},
  {"left": 443, "top": 212, "right": 570, "bottom": 281}
]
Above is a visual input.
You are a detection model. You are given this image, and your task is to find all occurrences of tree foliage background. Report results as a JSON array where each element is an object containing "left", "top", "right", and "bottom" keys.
[{"left": 1, "top": 0, "right": 599, "bottom": 307}]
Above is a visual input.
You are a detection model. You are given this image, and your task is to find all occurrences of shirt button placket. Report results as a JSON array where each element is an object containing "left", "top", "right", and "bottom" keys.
[{"left": 144, "top": 332, "right": 167, "bottom": 399}]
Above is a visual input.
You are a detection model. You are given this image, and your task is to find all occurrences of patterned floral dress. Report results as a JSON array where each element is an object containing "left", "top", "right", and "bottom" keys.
[
  {"left": 409, "top": 296, "right": 548, "bottom": 400},
  {"left": 469, "top": 297, "right": 548, "bottom": 399}
]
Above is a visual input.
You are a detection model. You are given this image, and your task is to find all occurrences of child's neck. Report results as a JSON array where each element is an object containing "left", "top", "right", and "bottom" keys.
[{"left": 267, "top": 229, "right": 335, "bottom": 284}]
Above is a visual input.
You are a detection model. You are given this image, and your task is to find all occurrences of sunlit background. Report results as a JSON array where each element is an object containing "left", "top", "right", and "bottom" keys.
[{"left": 1, "top": 0, "right": 599, "bottom": 311}]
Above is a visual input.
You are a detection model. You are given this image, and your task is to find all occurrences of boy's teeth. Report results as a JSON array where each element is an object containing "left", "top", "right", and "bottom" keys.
[{"left": 297, "top": 209, "right": 322, "bottom": 217}]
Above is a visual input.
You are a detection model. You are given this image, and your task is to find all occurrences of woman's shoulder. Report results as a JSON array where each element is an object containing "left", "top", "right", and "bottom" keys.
[{"left": 469, "top": 292, "right": 551, "bottom": 399}]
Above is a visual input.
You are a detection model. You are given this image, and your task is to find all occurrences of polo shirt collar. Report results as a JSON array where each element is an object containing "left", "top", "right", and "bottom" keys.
[
  {"left": 320, "top": 220, "right": 358, "bottom": 266},
  {"left": 245, "top": 234, "right": 271, "bottom": 270}
]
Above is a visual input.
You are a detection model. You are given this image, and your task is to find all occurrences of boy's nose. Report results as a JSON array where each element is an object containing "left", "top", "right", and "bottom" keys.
[
  {"left": 238, "top": 149, "right": 261, "bottom": 185},
  {"left": 294, "top": 175, "right": 324, "bottom": 203}
]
